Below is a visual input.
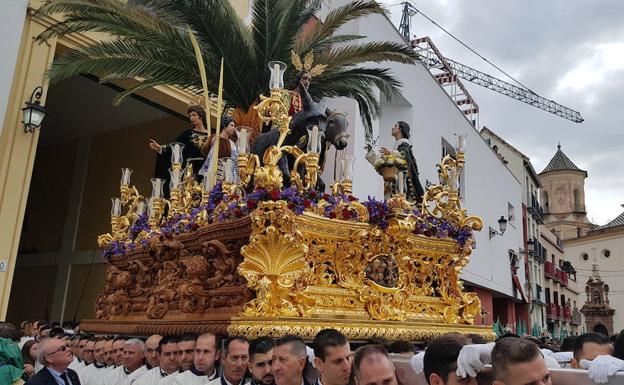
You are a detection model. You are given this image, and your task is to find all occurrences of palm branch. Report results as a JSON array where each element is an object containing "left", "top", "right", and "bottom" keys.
[{"left": 37, "top": 0, "right": 418, "bottom": 137}]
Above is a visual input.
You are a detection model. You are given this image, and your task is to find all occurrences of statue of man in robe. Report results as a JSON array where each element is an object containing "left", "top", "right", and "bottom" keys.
[{"left": 381, "top": 121, "right": 424, "bottom": 202}]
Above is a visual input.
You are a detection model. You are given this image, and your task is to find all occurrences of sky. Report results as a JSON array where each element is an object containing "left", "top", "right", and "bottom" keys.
[{"left": 382, "top": 0, "right": 624, "bottom": 225}]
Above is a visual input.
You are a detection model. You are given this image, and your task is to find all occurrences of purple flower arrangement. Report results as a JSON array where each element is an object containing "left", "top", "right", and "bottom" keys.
[{"left": 103, "top": 184, "right": 474, "bottom": 257}]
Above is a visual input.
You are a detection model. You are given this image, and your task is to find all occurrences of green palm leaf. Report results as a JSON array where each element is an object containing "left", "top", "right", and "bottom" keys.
[{"left": 37, "top": 0, "right": 418, "bottom": 138}]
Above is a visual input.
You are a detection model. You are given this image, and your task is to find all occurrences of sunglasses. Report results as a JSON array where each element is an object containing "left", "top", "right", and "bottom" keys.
[{"left": 46, "top": 345, "right": 69, "bottom": 356}]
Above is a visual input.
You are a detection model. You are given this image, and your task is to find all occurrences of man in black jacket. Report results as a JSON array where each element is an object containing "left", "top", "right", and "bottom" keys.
[{"left": 26, "top": 337, "right": 81, "bottom": 385}]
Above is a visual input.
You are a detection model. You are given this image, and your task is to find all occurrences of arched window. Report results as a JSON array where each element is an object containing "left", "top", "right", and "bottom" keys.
[
  {"left": 543, "top": 191, "right": 549, "bottom": 212},
  {"left": 574, "top": 189, "right": 581, "bottom": 211},
  {"left": 594, "top": 291, "right": 602, "bottom": 304}
]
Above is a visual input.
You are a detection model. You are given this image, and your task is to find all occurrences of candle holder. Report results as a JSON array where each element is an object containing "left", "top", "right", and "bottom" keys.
[
  {"left": 252, "top": 62, "right": 292, "bottom": 191},
  {"left": 280, "top": 146, "right": 321, "bottom": 191},
  {"left": 170, "top": 142, "right": 185, "bottom": 168},
  {"left": 237, "top": 152, "right": 260, "bottom": 187},
  {"left": 147, "top": 197, "right": 165, "bottom": 229}
]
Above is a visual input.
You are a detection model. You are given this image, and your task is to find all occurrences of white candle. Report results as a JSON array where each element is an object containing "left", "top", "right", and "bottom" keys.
[
  {"left": 397, "top": 172, "right": 405, "bottom": 194},
  {"left": 120, "top": 168, "right": 133, "bottom": 185},
  {"left": 457, "top": 134, "right": 466, "bottom": 152},
  {"left": 147, "top": 197, "right": 156, "bottom": 218},
  {"left": 151, "top": 178, "right": 164, "bottom": 198},
  {"left": 136, "top": 200, "right": 147, "bottom": 216},
  {"left": 238, "top": 128, "right": 248, "bottom": 154},
  {"left": 111, "top": 198, "right": 122, "bottom": 217},
  {"left": 341, "top": 155, "right": 353, "bottom": 180},
  {"left": 170, "top": 142, "right": 185, "bottom": 165},
  {"left": 224, "top": 159, "right": 233, "bottom": 182},
  {"left": 310, "top": 125, "right": 319, "bottom": 154},
  {"left": 271, "top": 63, "right": 280, "bottom": 89}
]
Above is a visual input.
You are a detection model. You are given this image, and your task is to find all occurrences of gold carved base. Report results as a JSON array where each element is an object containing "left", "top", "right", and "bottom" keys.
[{"left": 228, "top": 317, "right": 495, "bottom": 342}]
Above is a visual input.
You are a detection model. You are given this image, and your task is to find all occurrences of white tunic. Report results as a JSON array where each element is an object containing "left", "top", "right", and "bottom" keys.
[
  {"left": 161, "top": 369, "right": 218, "bottom": 385},
  {"left": 68, "top": 357, "right": 86, "bottom": 374},
  {"left": 82, "top": 363, "right": 114, "bottom": 385},
  {"left": 125, "top": 365, "right": 149, "bottom": 385},
  {"left": 134, "top": 367, "right": 175, "bottom": 385},
  {"left": 97, "top": 365, "right": 136, "bottom": 385}
]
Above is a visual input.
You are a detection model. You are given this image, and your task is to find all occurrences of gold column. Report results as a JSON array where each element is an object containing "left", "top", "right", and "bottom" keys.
[{"left": 0, "top": 9, "right": 56, "bottom": 318}]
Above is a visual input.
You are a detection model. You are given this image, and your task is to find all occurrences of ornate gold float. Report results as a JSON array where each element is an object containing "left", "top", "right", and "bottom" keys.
[{"left": 86, "top": 64, "right": 492, "bottom": 341}]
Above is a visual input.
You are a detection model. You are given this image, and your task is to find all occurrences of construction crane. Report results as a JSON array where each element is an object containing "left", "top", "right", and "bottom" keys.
[{"left": 398, "top": 2, "right": 584, "bottom": 124}]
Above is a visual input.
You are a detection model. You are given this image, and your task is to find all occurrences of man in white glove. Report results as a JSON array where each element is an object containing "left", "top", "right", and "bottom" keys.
[
  {"left": 570, "top": 333, "right": 614, "bottom": 369},
  {"left": 422, "top": 334, "right": 478, "bottom": 385},
  {"left": 490, "top": 338, "right": 551, "bottom": 385},
  {"left": 581, "top": 355, "right": 624, "bottom": 384},
  {"left": 455, "top": 342, "right": 494, "bottom": 378}
]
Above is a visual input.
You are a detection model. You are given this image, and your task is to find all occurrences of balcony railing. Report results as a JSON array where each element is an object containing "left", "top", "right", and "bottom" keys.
[
  {"left": 545, "top": 261, "right": 555, "bottom": 279},
  {"left": 562, "top": 306, "right": 571, "bottom": 321},
  {"left": 553, "top": 268, "right": 562, "bottom": 283},
  {"left": 546, "top": 303, "right": 557, "bottom": 320},
  {"left": 528, "top": 194, "right": 544, "bottom": 223},
  {"left": 558, "top": 269, "right": 569, "bottom": 287},
  {"left": 532, "top": 238, "right": 546, "bottom": 264},
  {"left": 533, "top": 284, "right": 545, "bottom": 304}
]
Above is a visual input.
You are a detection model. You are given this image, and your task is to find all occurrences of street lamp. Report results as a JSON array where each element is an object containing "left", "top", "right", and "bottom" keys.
[
  {"left": 22, "top": 86, "right": 47, "bottom": 133},
  {"left": 489, "top": 215, "right": 508, "bottom": 239}
]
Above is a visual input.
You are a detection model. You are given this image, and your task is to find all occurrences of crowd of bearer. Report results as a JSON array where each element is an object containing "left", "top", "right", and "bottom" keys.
[{"left": 4, "top": 319, "right": 624, "bottom": 385}]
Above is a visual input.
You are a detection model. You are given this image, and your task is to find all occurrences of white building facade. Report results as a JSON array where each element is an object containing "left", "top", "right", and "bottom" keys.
[
  {"left": 479, "top": 127, "right": 546, "bottom": 333},
  {"left": 320, "top": 1, "right": 525, "bottom": 328}
]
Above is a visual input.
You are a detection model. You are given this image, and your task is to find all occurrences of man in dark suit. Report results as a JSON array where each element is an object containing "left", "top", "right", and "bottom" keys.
[{"left": 26, "top": 337, "right": 81, "bottom": 385}]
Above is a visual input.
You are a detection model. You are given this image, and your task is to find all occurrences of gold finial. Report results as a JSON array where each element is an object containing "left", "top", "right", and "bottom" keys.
[{"left": 290, "top": 50, "right": 327, "bottom": 77}]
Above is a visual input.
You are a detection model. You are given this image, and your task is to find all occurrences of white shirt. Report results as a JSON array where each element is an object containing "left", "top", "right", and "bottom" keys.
[
  {"left": 125, "top": 365, "right": 149, "bottom": 385},
  {"left": 162, "top": 368, "right": 218, "bottom": 385},
  {"left": 68, "top": 357, "right": 86, "bottom": 374},
  {"left": 98, "top": 365, "right": 140, "bottom": 385},
  {"left": 82, "top": 363, "right": 113, "bottom": 385},
  {"left": 134, "top": 367, "right": 176, "bottom": 385}
]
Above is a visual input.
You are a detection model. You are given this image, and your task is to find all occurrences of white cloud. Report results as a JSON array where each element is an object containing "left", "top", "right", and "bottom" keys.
[{"left": 557, "top": 42, "right": 624, "bottom": 92}]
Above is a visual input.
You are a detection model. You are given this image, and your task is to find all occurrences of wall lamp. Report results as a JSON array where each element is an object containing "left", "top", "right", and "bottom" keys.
[
  {"left": 22, "top": 86, "right": 47, "bottom": 133},
  {"left": 489, "top": 216, "right": 508, "bottom": 239},
  {"left": 519, "top": 239, "right": 535, "bottom": 255}
]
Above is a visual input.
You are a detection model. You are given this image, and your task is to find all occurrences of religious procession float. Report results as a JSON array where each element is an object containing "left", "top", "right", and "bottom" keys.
[{"left": 84, "top": 56, "right": 491, "bottom": 341}]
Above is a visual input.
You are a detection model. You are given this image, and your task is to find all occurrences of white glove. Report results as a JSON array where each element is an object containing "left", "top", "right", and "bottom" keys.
[
  {"left": 543, "top": 354, "right": 560, "bottom": 369},
  {"left": 456, "top": 342, "right": 495, "bottom": 378},
  {"left": 551, "top": 351, "right": 573, "bottom": 364},
  {"left": 580, "top": 355, "right": 624, "bottom": 384},
  {"left": 410, "top": 351, "right": 425, "bottom": 374}
]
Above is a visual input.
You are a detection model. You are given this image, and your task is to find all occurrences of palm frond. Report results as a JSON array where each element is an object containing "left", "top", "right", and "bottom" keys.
[
  {"left": 294, "top": 0, "right": 385, "bottom": 54},
  {"left": 38, "top": 0, "right": 416, "bottom": 136},
  {"left": 316, "top": 42, "right": 418, "bottom": 68}
]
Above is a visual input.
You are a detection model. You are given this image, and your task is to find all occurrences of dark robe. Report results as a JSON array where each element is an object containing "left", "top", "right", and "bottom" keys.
[
  {"left": 397, "top": 141, "right": 424, "bottom": 202},
  {"left": 154, "top": 129, "right": 208, "bottom": 197}
]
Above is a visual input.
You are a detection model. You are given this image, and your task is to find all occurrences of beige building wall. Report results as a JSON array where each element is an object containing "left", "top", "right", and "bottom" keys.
[
  {"left": 565, "top": 226, "right": 624, "bottom": 333},
  {"left": 541, "top": 170, "right": 592, "bottom": 241}
]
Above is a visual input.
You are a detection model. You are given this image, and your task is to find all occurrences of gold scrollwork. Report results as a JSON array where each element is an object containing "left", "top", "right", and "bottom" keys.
[{"left": 238, "top": 201, "right": 315, "bottom": 317}]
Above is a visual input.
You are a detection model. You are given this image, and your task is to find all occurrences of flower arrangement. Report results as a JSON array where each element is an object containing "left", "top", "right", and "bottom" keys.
[
  {"left": 373, "top": 154, "right": 407, "bottom": 182},
  {"left": 103, "top": 184, "right": 474, "bottom": 258}
]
